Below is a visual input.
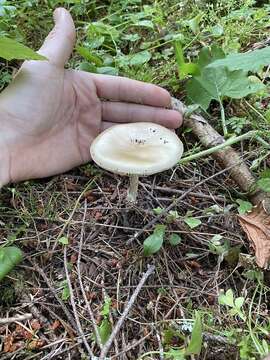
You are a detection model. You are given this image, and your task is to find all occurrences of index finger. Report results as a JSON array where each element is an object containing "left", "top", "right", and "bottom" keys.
[{"left": 91, "top": 73, "right": 172, "bottom": 107}]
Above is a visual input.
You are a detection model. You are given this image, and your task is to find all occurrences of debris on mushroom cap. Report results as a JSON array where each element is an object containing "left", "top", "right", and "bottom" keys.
[{"left": 90, "top": 122, "right": 183, "bottom": 176}]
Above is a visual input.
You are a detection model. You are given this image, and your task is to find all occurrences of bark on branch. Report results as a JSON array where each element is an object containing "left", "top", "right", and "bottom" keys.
[{"left": 171, "top": 98, "right": 270, "bottom": 208}]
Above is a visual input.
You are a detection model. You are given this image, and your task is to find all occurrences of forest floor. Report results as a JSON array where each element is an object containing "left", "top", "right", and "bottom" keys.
[{"left": 0, "top": 0, "right": 270, "bottom": 359}]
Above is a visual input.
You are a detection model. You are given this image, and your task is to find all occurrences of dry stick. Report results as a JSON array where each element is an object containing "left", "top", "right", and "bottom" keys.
[
  {"left": 63, "top": 246, "right": 94, "bottom": 358},
  {"left": 28, "top": 260, "right": 78, "bottom": 330},
  {"left": 99, "top": 265, "right": 156, "bottom": 360},
  {"left": 127, "top": 163, "right": 241, "bottom": 244},
  {"left": 0, "top": 313, "right": 32, "bottom": 324},
  {"left": 141, "top": 183, "right": 225, "bottom": 202},
  {"left": 77, "top": 200, "right": 103, "bottom": 350},
  {"left": 171, "top": 97, "right": 270, "bottom": 207}
]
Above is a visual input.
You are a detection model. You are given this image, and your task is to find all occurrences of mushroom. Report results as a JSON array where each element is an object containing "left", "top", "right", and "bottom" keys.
[{"left": 90, "top": 122, "right": 183, "bottom": 202}]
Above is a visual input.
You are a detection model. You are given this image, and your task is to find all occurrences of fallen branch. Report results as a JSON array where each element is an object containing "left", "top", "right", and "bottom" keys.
[
  {"left": 0, "top": 313, "right": 32, "bottom": 325},
  {"left": 172, "top": 98, "right": 270, "bottom": 268},
  {"left": 172, "top": 98, "right": 270, "bottom": 208},
  {"left": 99, "top": 265, "right": 155, "bottom": 360}
]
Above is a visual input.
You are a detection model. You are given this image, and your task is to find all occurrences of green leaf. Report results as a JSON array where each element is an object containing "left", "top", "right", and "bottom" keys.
[
  {"left": 76, "top": 46, "right": 103, "bottom": 66},
  {"left": 96, "top": 66, "right": 119, "bottom": 76},
  {"left": 257, "top": 178, "right": 270, "bottom": 192},
  {"left": 169, "top": 234, "right": 182, "bottom": 246},
  {"left": 184, "top": 14, "right": 203, "bottom": 34},
  {"left": 218, "top": 289, "right": 234, "bottom": 307},
  {"left": 184, "top": 217, "right": 202, "bottom": 229},
  {"left": 234, "top": 297, "right": 244, "bottom": 309},
  {"left": 153, "top": 207, "right": 163, "bottom": 215},
  {"left": 101, "top": 296, "right": 111, "bottom": 317},
  {"left": 185, "top": 312, "right": 203, "bottom": 355},
  {"left": 0, "top": 36, "right": 46, "bottom": 61},
  {"left": 143, "top": 224, "right": 166, "bottom": 256},
  {"left": 186, "top": 46, "right": 265, "bottom": 110},
  {"left": 98, "top": 318, "right": 112, "bottom": 345},
  {"left": 61, "top": 281, "right": 70, "bottom": 301},
  {"left": 209, "top": 236, "right": 230, "bottom": 257},
  {"left": 208, "top": 46, "right": 270, "bottom": 73},
  {"left": 128, "top": 50, "right": 151, "bottom": 66},
  {"left": 58, "top": 236, "right": 69, "bottom": 245},
  {"left": 0, "top": 246, "right": 23, "bottom": 281},
  {"left": 236, "top": 199, "right": 253, "bottom": 215},
  {"left": 186, "top": 66, "right": 265, "bottom": 111},
  {"left": 174, "top": 41, "right": 199, "bottom": 79}
]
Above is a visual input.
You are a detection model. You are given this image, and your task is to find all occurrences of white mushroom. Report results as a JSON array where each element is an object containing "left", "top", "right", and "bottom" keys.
[{"left": 90, "top": 122, "right": 184, "bottom": 202}]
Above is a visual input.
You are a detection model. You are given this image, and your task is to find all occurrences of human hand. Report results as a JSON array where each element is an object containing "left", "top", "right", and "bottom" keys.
[{"left": 0, "top": 8, "right": 182, "bottom": 185}]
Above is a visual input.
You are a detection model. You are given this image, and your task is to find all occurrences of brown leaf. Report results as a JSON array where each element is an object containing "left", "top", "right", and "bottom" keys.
[
  {"left": 3, "top": 335, "right": 14, "bottom": 352},
  {"left": 50, "top": 320, "right": 61, "bottom": 331},
  {"left": 238, "top": 202, "right": 270, "bottom": 268},
  {"left": 31, "top": 319, "right": 41, "bottom": 331},
  {"left": 27, "top": 339, "right": 45, "bottom": 351}
]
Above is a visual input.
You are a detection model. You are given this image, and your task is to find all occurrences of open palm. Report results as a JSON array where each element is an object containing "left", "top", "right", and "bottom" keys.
[{"left": 0, "top": 8, "right": 182, "bottom": 185}]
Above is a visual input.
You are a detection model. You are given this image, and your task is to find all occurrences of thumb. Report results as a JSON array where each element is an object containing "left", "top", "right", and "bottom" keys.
[{"left": 38, "top": 8, "right": 76, "bottom": 67}]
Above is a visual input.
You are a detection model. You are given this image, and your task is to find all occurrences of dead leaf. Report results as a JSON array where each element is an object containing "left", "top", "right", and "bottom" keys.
[
  {"left": 27, "top": 339, "right": 45, "bottom": 351},
  {"left": 50, "top": 320, "right": 61, "bottom": 331},
  {"left": 30, "top": 319, "right": 41, "bottom": 331},
  {"left": 238, "top": 202, "right": 270, "bottom": 268},
  {"left": 3, "top": 335, "right": 14, "bottom": 352}
]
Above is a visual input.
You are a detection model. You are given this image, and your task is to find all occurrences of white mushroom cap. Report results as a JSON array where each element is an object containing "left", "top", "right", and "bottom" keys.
[{"left": 90, "top": 122, "right": 183, "bottom": 176}]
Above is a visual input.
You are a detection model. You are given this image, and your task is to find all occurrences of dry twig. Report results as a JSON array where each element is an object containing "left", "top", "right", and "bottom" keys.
[{"left": 99, "top": 265, "right": 155, "bottom": 360}]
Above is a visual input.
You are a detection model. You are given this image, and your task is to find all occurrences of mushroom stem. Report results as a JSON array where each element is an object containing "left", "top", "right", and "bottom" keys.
[{"left": 127, "top": 175, "right": 139, "bottom": 202}]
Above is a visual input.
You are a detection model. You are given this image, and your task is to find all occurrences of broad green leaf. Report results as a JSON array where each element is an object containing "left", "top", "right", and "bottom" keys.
[
  {"left": 185, "top": 312, "right": 202, "bottom": 355},
  {"left": 128, "top": 50, "right": 151, "bottom": 66},
  {"left": 208, "top": 46, "right": 270, "bottom": 72},
  {"left": 98, "top": 318, "right": 112, "bottom": 345},
  {"left": 186, "top": 46, "right": 265, "bottom": 110},
  {"left": 169, "top": 234, "right": 182, "bottom": 246},
  {"left": 218, "top": 289, "right": 234, "bottom": 307},
  {"left": 58, "top": 236, "right": 69, "bottom": 245},
  {"left": 143, "top": 225, "right": 166, "bottom": 256},
  {"left": 0, "top": 246, "right": 23, "bottom": 281},
  {"left": 197, "top": 46, "right": 225, "bottom": 69},
  {"left": 236, "top": 199, "right": 253, "bottom": 215},
  {"left": 0, "top": 36, "right": 46, "bottom": 61},
  {"left": 76, "top": 46, "right": 103, "bottom": 66},
  {"left": 257, "top": 178, "right": 270, "bottom": 192},
  {"left": 184, "top": 217, "right": 201, "bottom": 229},
  {"left": 186, "top": 66, "right": 265, "bottom": 110}
]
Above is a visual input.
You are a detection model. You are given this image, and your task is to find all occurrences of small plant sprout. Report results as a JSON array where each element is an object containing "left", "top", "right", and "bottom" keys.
[{"left": 90, "top": 122, "right": 183, "bottom": 202}]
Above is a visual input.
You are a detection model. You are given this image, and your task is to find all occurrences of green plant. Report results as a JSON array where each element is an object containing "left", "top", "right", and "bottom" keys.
[
  {"left": 218, "top": 289, "right": 246, "bottom": 321},
  {"left": 0, "top": 246, "right": 23, "bottom": 281},
  {"left": 98, "top": 296, "right": 112, "bottom": 345}
]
